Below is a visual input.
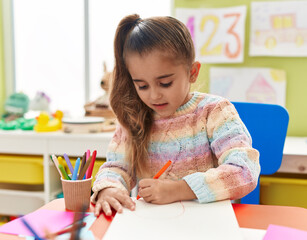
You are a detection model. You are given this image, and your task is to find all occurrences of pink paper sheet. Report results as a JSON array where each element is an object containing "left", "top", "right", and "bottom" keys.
[
  {"left": 263, "top": 224, "right": 307, "bottom": 240},
  {"left": 0, "top": 209, "right": 77, "bottom": 237}
]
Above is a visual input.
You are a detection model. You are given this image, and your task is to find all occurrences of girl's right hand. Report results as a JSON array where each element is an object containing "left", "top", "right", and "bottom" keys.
[{"left": 94, "top": 187, "right": 135, "bottom": 217}]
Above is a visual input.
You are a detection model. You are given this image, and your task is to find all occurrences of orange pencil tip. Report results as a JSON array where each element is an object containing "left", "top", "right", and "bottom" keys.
[{"left": 136, "top": 195, "right": 140, "bottom": 200}]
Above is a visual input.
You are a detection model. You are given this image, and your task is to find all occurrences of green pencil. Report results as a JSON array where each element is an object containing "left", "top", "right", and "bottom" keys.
[{"left": 58, "top": 164, "right": 71, "bottom": 180}]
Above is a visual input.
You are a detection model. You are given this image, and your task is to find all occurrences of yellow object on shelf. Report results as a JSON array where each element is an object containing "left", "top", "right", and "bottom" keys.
[
  {"left": 34, "top": 110, "right": 63, "bottom": 132},
  {"left": 260, "top": 176, "right": 307, "bottom": 208},
  {"left": 0, "top": 154, "right": 44, "bottom": 185}
]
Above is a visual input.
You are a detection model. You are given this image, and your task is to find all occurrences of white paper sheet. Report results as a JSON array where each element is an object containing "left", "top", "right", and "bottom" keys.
[
  {"left": 241, "top": 228, "right": 266, "bottom": 240},
  {"left": 103, "top": 199, "right": 243, "bottom": 240}
]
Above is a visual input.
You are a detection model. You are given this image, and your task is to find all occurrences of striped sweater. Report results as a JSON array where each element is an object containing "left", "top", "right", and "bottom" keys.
[{"left": 91, "top": 92, "right": 260, "bottom": 203}]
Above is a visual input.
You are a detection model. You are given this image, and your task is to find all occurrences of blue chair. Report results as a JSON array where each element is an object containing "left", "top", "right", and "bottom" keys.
[{"left": 232, "top": 102, "right": 289, "bottom": 204}]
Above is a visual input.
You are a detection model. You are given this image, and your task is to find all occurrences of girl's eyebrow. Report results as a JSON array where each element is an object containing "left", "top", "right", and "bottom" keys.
[
  {"left": 157, "top": 73, "right": 174, "bottom": 79},
  {"left": 132, "top": 73, "right": 174, "bottom": 82}
]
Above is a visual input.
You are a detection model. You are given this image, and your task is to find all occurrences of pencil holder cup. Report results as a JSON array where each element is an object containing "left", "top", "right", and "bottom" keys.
[{"left": 61, "top": 177, "right": 92, "bottom": 211}]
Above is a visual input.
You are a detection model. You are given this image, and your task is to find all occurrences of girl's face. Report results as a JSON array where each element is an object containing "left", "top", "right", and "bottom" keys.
[{"left": 126, "top": 50, "right": 200, "bottom": 118}]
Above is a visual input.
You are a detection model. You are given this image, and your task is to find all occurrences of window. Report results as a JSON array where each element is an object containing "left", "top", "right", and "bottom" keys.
[
  {"left": 13, "top": 0, "right": 85, "bottom": 116},
  {"left": 9, "top": 0, "right": 172, "bottom": 116}
]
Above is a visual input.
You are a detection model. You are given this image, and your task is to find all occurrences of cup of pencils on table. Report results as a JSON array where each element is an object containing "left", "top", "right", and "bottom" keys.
[{"left": 51, "top": 150, "right": 97, "bottom": 211}]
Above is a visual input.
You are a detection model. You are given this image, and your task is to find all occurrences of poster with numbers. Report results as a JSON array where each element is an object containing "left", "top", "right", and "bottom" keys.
[{"left": 175, "top": 6, "right": 247, "bottom": 63}]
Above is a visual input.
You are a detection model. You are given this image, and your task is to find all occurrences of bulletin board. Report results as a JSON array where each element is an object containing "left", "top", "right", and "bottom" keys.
[
  {"left": 173, "top": 0, "right": 307, "bottom": 136},
  {"left": 0, "top": 0, "right": 5, "bottom": 116}
]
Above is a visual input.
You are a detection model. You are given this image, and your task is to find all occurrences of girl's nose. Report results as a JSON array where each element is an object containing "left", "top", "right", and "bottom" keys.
[{"left": 150, "top": 88, "right": 162, "bottom": 101}]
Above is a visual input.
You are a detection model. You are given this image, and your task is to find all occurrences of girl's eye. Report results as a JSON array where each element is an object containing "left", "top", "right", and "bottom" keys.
[
  {"left": 160, "top": 82, "right": 172, "bottom": 88},
  {"left": 138, "top": 85, "right": 148, "bottom": 90}
]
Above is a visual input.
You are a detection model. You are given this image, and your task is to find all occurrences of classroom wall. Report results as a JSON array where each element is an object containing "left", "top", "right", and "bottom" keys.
[
  {"left": 174, "top": 0, "right": 307, "bottom": 137},
  {"left": 0, "top": 0, "right": 5, "bottom": 116}
]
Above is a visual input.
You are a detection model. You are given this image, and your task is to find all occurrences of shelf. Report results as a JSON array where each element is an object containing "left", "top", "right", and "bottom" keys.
[
  {"left": 0, "top": 130, "right": 114, "bottom": 157},
  {"left": 0, "top": 189, "right": 44, "bottom": 215},
  {"left": 283, "top": 136, "right": 307, "bottom": 156},
  {"left": 0, "top": 130, "right": 113, "bottom": 215}
]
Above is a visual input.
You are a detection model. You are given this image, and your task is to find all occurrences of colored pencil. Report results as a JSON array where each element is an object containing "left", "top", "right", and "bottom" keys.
[
  {"left": 86, "top": 149, "right": 90, "bottom": 161},
  {"left": 63, "top": 153, "right": 74, "bottom": 175},
  {"left": 77, "top": 154, "right": 92, "bottom": 180},
  {"left": 51, "top": 154, "right": 62, "bottom": 178},
  {"left": 20, "top": 217, "right": 44, "bottom": 240},
  {"left": 137, "top": 160, "right": 172, "bottom": 200},
  {"left": 72, "top": 157, "right": 81, "bottom": 180},
  {"left": 80, "top": 152, "right": 86, "bottom": 172},
  {"left": 70, "top": 205, "right": 86, "bottom": 240},
  {"left": 59, "top": 164, "right": 71, "bottom": 180},
  {"left": 44, "top": 222, "right": 86, "bottom": 238},
  {"left": 86, "top": 150, "right": 97, "bottom": 179},
  {"left": 75, "top": 205, "right": 87, "bottom": 240},
  {"left": 57, "top": 156, "right": 64, "bottom": 166}
]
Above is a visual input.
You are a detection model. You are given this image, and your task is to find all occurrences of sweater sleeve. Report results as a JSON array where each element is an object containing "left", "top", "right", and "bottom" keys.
[
  {"left": 91, "top": 124, "right": 137, "bottom": 203},
  {"left": 183, "top": 99, "right": 260, "bottom": 203}
]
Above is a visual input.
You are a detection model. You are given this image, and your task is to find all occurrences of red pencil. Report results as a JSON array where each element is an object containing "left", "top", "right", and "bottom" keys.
[
  {"left": 86, "top": 150, "right": 97, "bottom": 179},
  {"left": 136, "top": 160, "right": 172, "bottom": 200}
]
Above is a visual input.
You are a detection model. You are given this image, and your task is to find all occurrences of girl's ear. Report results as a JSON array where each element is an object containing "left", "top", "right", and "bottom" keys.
[{"left": 189, "top": 61, "right": 201, "bottom": 83}]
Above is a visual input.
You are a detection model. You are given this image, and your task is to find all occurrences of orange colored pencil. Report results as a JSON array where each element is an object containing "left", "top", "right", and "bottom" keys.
[{"left": 136, "top": 160, "right": 172, "bottom": 200}]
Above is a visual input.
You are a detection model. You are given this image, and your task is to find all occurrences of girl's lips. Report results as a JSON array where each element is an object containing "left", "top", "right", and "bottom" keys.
[{"left": 153, "top": 103, "right": 168, "bottom": 109}]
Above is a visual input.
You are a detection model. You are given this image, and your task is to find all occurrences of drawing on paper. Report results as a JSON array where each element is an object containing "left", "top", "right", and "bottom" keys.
[
  {"left": 254, "top": 14, "right": 307, "bottom": 49},
  {"left": 209, "top": 76, "right": 233, "bottom": 97},
  {"left": 246, "top": 74, "right": 276, "bottom": 104},
  {"left": 250, "top": 1, "right": 307, "bottom": 56},
  {"left": 209, "top": 67, "right": 286, "bottom": 106}
]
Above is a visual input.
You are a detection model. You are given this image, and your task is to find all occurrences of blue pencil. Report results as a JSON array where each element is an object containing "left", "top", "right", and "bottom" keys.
[
  {"left": 20, "top": 217, "right": 44, "bottom": 240},
  {"left": 72, "top": 157, "right": 81, "bottom": 180}
]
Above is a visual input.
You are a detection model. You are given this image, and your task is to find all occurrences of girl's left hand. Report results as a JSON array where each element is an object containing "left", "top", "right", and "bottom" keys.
[{"left": 138, "top": 179, "right": 196, "bottom": 204}]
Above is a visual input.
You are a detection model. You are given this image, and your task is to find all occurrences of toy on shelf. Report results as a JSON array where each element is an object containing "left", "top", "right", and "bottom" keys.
[
  {"left": 34, "top": 110, "right": 63, "bottom": 132},
  {"left": 29, "top": 91, "right": 50, "bottom": 112},
  {"left": 2, "top": 92, "right": 30, "bottom": 121},
  {"left": 0, "top": 118, "right": 37, "bottom": 131},
  {"left": 84, "top": 62, "right": 116, "bottom": 119}
]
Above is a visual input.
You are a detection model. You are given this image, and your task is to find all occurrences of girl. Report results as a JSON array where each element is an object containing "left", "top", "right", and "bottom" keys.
[{"left": 91, "top": 14, "right": 260, "bottom": 216}]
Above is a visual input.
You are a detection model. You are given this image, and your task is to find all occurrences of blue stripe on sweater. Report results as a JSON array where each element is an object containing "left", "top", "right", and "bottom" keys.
[
  {"left": 209, "top": 118, "right": 252, "bottom": 142},
  {"left": 221, "top": 150, "right": 260, "bottom": 181},
  {"left": 149, "top": 131, "right": 209, "bottom": 154},
  {"left": 183, "top": 172, "right": 216, "bottom": 203},
  {"left": 106, "top": 151, "right": 125, "bottom": 162}
]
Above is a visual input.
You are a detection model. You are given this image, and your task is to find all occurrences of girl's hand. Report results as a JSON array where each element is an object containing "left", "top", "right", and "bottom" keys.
[
  {"left": 94, "top": 187, "right": 135, "bottom": 217},
  {"left": 138, "top": 179, "right": 196, "bottom": 204}
]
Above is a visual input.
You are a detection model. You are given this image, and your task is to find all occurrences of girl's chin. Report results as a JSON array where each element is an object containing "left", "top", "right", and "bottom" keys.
[{"left": 155, "top": 111, "right": 175, "bottom": 119}]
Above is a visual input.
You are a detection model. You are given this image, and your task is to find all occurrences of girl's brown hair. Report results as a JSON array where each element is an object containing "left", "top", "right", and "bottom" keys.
[{"left": 110, "top": 14, "right": 195, "bottom": 177}]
